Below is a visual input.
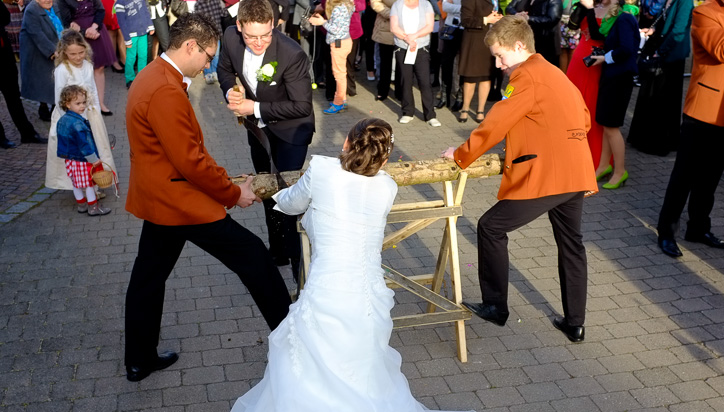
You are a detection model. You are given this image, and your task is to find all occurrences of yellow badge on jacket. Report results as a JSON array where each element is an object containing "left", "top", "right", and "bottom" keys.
[{"left": 502, "top": 84, "right": 515, "bottom": 100}]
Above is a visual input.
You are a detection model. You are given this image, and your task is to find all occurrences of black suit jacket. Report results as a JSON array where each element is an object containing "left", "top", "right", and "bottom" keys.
[{"left": 217, "top": 26, "right": 315, "bottom": 146}]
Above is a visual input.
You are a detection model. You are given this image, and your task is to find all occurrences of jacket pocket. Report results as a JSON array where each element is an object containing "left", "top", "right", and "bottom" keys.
[
  {"left": 512, "top": 154, "right": 538, "bottom": 164},
  {"left": 698, "top": 82, "right": 720, "bottom": 93}
]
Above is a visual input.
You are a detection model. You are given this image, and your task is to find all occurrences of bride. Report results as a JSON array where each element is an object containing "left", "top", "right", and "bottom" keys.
[{"left": 231, "top": 118, "right": 472, "bottom": 412}]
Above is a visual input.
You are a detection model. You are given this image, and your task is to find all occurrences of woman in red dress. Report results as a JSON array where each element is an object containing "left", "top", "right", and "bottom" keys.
[{"left": 566, "top": 0, "right": 611, "bottom": 172}]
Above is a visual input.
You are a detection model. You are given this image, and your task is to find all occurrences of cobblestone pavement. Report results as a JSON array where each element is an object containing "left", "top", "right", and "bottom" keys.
[{"left": 2, "top": 64, "right": 724, "bottom": 412}]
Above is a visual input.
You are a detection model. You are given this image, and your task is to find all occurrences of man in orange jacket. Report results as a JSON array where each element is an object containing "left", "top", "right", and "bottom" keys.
[
  {"left": 443, "top": 16, "right": 597, "bottom": 342},
  {"left": 657, "top": 0, "right": 724, "bottom": 258}
]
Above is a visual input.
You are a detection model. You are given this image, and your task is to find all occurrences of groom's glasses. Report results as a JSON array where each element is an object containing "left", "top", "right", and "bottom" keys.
[
  {"left": 197, "top": 45, "right": 214, "bottom": 64},
  {"left": 241, "top": 30, "right": 273, "bottom": 44}
]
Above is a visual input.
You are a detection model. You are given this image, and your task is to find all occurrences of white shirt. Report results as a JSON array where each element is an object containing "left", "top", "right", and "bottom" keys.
[
  {"left": 160, "top": 52, "right": 192, "bottom": 90},
  {"left": 242, "top": 47, "right": 266, "bottom": 126}
]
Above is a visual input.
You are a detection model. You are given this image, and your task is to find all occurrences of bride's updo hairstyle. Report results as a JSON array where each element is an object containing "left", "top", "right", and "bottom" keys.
[{"left": 339, "top": 118, "right": 395, "bottom": 177}]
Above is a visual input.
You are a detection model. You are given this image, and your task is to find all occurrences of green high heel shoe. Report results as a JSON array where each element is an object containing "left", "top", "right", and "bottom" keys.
[
  {"left": 602, "top": 170, "right": 629, "bottom": 189},
  {"left": 596, "top": 164, "right": 613, "bottom": 181}
]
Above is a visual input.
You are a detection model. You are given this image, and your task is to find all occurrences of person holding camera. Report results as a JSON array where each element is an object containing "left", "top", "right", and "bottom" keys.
[
  {"left": 565, "top": 0, "right": 608, "bottom": 170},
  {"left": 585, "top": 0, "right": 639, "bottom": 190}
]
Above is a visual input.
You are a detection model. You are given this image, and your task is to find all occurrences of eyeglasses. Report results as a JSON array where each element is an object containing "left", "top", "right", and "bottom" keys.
[
  {"left": 241, "top": 30, "right": 273, "bottom": 44},
  {"left": 197, "top": 44, "right": 214, "bottom": 64}
]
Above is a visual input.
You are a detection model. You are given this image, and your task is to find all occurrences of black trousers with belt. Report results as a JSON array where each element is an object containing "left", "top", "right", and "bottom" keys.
[
  {"left": 477, "top": 192, "right": 588, "bottom": 326},
  {"left": 658, "top": 115, "right": 724, "bottom": 240},
  {"left": 125, "top": 215, "right": 292, "bottom": 366},
  {"left": 248, "top": 128, "right": 309, "bottom": 272}
]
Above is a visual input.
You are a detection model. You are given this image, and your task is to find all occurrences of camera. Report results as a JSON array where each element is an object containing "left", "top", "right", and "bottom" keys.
[{"left": 582, "top": 47, "right": 605, "bottom": 68}]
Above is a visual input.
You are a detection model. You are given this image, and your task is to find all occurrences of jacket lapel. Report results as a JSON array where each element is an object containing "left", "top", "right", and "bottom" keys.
[{"left": 255, "top": 31, "right": 280, "bottom": 99}]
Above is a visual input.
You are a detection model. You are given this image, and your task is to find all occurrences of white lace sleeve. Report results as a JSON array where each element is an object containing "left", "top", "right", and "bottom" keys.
[{"left": 272, "top": 159, "right": 313, "bottom": 215}]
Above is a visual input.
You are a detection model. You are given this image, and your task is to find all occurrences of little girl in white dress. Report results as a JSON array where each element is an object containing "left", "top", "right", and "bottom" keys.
[
  {"left": 230, "top": 118, "right": 472, "bottom": 412},
  {"left": 45, "top": 29, "right": 117, "bottom": 192}
]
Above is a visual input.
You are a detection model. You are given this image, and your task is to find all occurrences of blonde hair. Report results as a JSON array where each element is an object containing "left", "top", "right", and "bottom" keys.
[
  {"left": 325, "top": 0, "right": 354, "bottom": 23},
  {"left": 55, "top": 29, "right": 93, "bottom": 70},
  {"left": 339, "top": 118, "right": 394, "bottom": 177},
  {"left": 484, "top": 15, "right": 536, "bottom": 53}
]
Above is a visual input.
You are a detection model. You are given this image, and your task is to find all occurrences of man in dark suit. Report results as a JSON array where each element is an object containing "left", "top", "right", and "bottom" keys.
[
  {"left": 217, "top": 0, "right": 315, "bottom": 280},
  {"left": 124, "top": 13, "right": 291, "bottom": 382}
]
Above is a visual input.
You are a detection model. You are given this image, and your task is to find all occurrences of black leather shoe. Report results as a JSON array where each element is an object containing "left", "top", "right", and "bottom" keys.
[
  {"left": 21, "top": 132, "right": 48, "bottom": 144},
  {"left": 449, "top": 99, "right": 463, "bottom": 112},
  {"left": 552, "top": 317, "right": 585, "bottom": 342},
  {"left": 658, "top": 238, "right": 683, "bottom": 257},
  {"left": 1, "top": 138, "right": 17, "bottom": 149},
  {"left": 685, "top": 232, "right": 724, "bottom": 249},
  {"left": 126, "top": 351, "right": 179, "bottom": 382},
  {"left": 462, "top": 301, "right": 508, "bottom": 326}
]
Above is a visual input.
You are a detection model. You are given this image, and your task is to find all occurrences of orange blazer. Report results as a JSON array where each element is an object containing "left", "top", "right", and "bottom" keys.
[
  {"left": 454, "top": 54, "right": 597, "bottom": 200},
  {"left": 125, "top": 58, "right": 241, "bottom": 226},
  {"left": 684, "top": 0, "right": 724, "bottom": 127}
]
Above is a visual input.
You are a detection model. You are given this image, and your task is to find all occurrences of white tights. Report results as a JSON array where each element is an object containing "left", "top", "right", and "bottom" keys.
[{"left": 72, "top": 187, "right": 97, "bottom": 203}]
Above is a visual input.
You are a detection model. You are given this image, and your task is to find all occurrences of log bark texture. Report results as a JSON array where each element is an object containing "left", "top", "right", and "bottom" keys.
[{"left": 232, "top": 154, "right": 504, "bottom": 200}]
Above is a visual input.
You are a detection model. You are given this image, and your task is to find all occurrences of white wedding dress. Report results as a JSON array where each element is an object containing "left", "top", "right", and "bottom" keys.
[{"left": 230, "top": 156, "right": 471, "bottom": 412}]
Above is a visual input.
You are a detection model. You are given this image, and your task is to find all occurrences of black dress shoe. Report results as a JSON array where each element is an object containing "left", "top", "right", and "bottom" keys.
[
  {"left": 462, "top": 301, "right": 508, "bottom": 326},
  {"left": 552, "top": 317, "right": 585, "bottom": 342},
  {"left": 0, "top": 139, "right": 17, "bottom": 149},
  {"left": 21, "top": 132, "right": 48, "bottom": 144},
  {"left": 101, "top": 110, "right": 113, "bottom": 116},
  {"left": 111, "top": 65, "right": 125, "bottom": 73},
  {"left": 375, "top": 95, "right": 387, "bottom": 101},
  {"left": 685, "top": 232, "right": 724, "bottom": 249},
  {"left": 434, "top": 98, "right": 447, "bottom": 109},
  {"left": 449, "top": 100, "right": 463, "bottom": 112},
  {"left": 126, "top": 351, "right": 179, "bottom": 382},
  {"left": 658, "top": 238, "right": 683, "bottom": 257}
]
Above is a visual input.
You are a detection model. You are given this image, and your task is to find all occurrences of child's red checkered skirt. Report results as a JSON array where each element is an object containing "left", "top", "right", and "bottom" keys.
[{"left": 64, "top": 160, "right": 94, "bottom": 188}]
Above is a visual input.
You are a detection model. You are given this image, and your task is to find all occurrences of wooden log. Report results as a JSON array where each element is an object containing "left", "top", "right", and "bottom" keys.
[{"left": 231, "top": 154, "right": 503, "bottom": 200}]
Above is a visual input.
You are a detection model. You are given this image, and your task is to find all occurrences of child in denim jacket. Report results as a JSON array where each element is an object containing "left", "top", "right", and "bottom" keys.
[{"left": 56, "top": 85, "right": 112, "bottom": 216}]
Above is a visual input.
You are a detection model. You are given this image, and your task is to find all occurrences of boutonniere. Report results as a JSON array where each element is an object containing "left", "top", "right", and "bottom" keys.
[{"left": 257, "top": 62, "right": 278, "bottom": 82}]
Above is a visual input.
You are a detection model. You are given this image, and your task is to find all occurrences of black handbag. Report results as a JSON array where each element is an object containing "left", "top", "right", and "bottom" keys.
[{"left": 439, "top": 25, "right": 457, "bottom": 41}]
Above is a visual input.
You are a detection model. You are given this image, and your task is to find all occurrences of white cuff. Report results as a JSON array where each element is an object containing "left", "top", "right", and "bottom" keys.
[
  {"left": 604, "top": 51, "right": 615, "bottom": 64},
  {"left": 254, "top": 101, "right": 261, "bottom": 119}
]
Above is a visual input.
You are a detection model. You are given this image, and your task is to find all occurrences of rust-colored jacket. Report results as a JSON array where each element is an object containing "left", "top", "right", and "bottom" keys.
[
  {"left": 683, "top": 0, "right": 724, "bottom": 127},
  {"left": 125, "top": 58, "right": 241, "bottom": 225},
  {"left": 454, "top": 54, "right": 597, "bottom": 200}
]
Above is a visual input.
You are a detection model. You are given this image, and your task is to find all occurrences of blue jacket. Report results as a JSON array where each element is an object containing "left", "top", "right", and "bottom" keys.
[
  {"left": 601, "top": 12, "right": 640, "bottom": 78},
  {"left": 115, "top": 0, "right": 155, "bottom": 45},
  {"left": 57, "top": 111, "right": 100, "bottom": 163}
]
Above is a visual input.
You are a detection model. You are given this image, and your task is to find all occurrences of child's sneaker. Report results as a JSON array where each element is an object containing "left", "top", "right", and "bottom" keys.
[
  {"left": 88, "top": 202, "right": 111, "bottom": 216},
  {"left": 77, "top": 202, "right": 88, "bottom": 213}
]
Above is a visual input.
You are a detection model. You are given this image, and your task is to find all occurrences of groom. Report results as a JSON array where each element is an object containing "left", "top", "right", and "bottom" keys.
[{"left": 217, "top": 0, "right": 315, "bottom": 280}]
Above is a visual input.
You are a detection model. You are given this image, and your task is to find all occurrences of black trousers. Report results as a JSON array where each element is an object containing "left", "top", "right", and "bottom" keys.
[
  {"left": 248, "top": 128, "right": 308, "bottom": 266},
  {"left": 658, "top": 115, "right": 724, "bottom": 239},
  {"left": 0, "top": 47, "right": 35, "bottom": 140},
  {"left": 478, "top": 192, "right": 588, "bottom": 326},
  {"left": 125, "top": 216, "right": 292, "bottom": 366},
  {"left": 377, "top": 43, "right": 398, "bottom": 100},
  {"left": 395, "top": 47, "right": 436, "bottom": 121},
  {"left": 440, "top": 28, "right": 463, "bottom": 102}
]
